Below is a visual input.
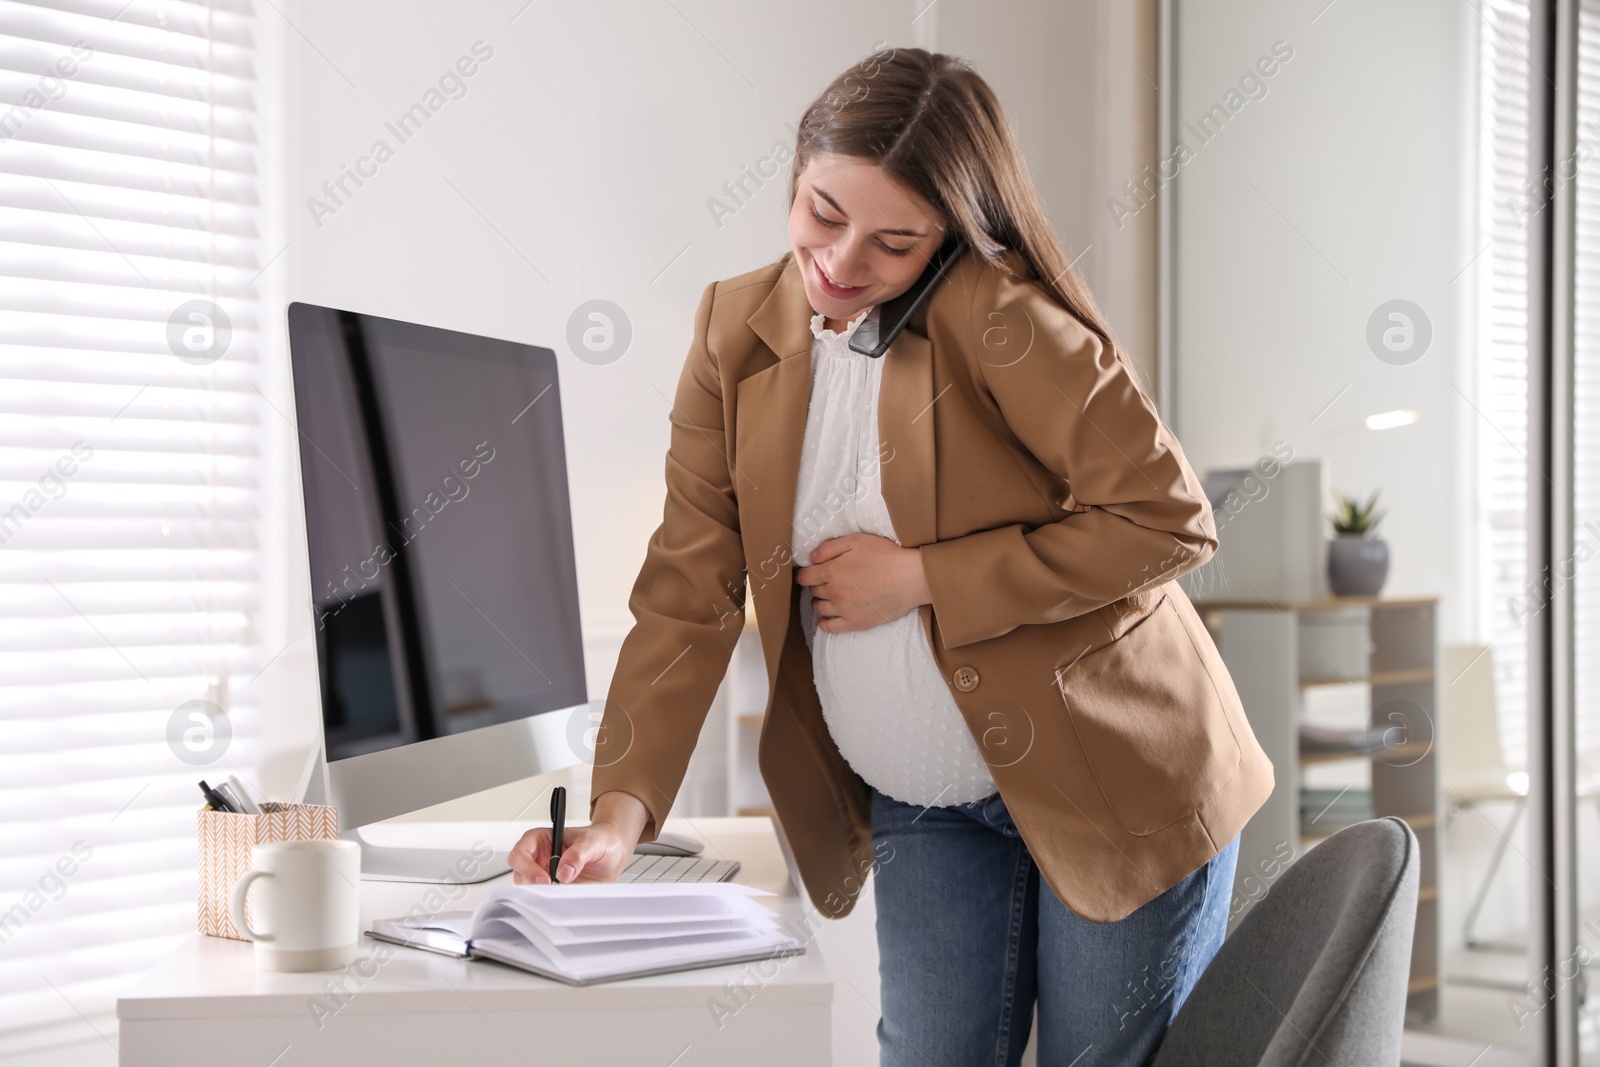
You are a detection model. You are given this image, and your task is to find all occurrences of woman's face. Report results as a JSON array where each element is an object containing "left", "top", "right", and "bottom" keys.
[{"left": 787, "top": 152, "right": 947, "bottom": 324}]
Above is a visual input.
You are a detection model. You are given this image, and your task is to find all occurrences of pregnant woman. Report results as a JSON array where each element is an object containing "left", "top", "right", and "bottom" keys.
[{"left": 510, "top": 46, "right": 1274, "bottom": 1066}]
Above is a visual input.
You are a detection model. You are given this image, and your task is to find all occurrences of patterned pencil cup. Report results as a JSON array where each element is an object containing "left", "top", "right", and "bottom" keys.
[{"left": 197, "top": 802, "right": 340, "bottom": 940}]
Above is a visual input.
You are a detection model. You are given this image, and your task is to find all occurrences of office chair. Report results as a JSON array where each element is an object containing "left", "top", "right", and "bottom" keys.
[
  {"left": 1441, "top": 642, "right": 1600, "bottom": 1008},
  {"left": 1440, "top": 643, "right": 1526, "bottom": 953},
  {"left": 1149, "top": 818, "right": 1419, "bottom": 1067}
]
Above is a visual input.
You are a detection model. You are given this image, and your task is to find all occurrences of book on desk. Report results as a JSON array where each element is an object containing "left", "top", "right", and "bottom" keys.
[{"left": 366, "top": 881, "right": 805, "bottom": 986}]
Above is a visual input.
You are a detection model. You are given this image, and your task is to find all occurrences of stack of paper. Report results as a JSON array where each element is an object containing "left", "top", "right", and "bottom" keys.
[{"left": 368, "top": 882, "right": 804, "bottom": 986}]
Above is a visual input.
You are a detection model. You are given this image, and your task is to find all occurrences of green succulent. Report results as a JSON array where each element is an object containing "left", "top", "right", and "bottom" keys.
[{"left": 1330, "top": 489, "right": 1385, "bottom": 536}]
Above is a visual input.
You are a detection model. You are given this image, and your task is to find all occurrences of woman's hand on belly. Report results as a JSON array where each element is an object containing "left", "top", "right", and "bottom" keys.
[{"left": 795, "top": 532, "right": 932, "bottom": 634}]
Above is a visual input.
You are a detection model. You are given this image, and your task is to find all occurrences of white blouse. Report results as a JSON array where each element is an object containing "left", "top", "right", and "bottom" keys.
[{"left": 790, "top": 307, "right": 998, "bottom": 808}]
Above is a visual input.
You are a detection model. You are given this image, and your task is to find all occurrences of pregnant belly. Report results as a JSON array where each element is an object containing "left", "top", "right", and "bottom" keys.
[
  {"left": 806, "top": 594, "right": 999, "bottom": 807},
  {"left": 800, "top": 585, "right": 926, "bottom": 671},
  {"left": 814, "top": 610, "right": 926, "bottom": 676}
]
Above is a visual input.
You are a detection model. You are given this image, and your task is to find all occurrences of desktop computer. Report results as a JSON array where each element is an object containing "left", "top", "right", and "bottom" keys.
[
  {"left": 283, "top": 303, "right": 741, "bottom": 887},
  {"left": 284, "top": 302, "right": 591, "bottom": 882}
]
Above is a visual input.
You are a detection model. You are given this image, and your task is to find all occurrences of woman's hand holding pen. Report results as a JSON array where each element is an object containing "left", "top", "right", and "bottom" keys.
[
  {"left": 795, "top": 532, "right": 932, "bottom": 634},
  {"left": 507, "top": 790, "right": 649, "bottom": 884}
]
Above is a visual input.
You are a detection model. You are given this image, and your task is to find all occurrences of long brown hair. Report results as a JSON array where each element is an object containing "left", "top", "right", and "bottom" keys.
[{"left": 789, "top": 46, "right": 1123, "bottom": 366}]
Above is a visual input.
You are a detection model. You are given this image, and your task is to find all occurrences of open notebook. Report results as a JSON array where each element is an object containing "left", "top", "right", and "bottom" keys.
[{"left": 366, "top": 882, "right": 805, "bottom": 986}]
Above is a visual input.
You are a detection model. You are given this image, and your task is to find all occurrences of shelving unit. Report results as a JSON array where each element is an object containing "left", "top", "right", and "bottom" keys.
[{"left": 1196, "top": 596, "right": 1441, "bottom": 1022}]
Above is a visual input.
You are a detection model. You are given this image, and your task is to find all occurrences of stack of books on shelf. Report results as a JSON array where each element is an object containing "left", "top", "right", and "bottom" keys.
[
  {"left": 1298, "top": 723, "right": 1395, "bottom": 758},
  {"left": 1299, "top": 786, "right": 1373, "bottom": 834}
]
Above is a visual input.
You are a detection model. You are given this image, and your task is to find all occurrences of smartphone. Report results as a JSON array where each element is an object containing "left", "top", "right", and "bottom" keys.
[{"left": 847, "top": 234, "right": 969, "bottom": 359}]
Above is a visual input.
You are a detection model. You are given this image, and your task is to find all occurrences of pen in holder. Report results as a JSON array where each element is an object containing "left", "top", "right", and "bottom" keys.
[{"left": 197, "top": 801, "right": 340, "bottom": 940}]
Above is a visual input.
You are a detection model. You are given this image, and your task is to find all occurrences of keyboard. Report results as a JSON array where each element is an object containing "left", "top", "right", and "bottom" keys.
[{"left": 616, "top": 854, "right": 742, "bottom": 884}]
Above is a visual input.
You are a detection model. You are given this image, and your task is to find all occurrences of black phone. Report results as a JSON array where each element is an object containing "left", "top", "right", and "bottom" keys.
[{"left": 847, "top": 234, "right": 969, "bottom": 358}]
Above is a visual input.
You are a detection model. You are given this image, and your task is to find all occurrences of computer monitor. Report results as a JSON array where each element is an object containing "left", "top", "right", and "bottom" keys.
[{"left": 285, "top": 302, "right": 587, "bottom": 881}]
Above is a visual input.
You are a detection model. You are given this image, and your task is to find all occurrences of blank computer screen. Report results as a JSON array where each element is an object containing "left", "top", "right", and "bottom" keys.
[{"left": 287, "top": 303, "right": 586, "bottom": 760}]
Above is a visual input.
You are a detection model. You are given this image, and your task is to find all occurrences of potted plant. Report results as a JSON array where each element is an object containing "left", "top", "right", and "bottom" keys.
[{"left": 1327, "top": 488, "right": 1389, "bottom": 597}]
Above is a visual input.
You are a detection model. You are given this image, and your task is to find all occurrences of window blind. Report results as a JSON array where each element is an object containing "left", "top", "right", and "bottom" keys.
[
  {"left": 0, "top": 0, "right": 265, "bottom": 1055},
  {"left": 1575, "top": 0, "right": 1600, "bottom": 771},
  {"left": 1475, "top": 0, "right": 1534, "bottom": 771}
]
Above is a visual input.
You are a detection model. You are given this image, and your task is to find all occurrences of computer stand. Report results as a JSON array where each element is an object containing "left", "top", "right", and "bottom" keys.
[
  {"left": 342, "top": 829, "right": 513, "bottom": 884},
  {"left": 299, "top": 744, "right": 516, "bottom": 883}
]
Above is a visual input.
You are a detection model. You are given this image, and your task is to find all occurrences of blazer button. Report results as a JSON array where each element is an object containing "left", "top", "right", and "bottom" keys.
[{"left": 953, "top": 666, "right": 980, "bottom": 692}]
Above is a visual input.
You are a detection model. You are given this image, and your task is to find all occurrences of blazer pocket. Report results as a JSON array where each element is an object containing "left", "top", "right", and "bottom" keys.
[{"left": 1055, "top": 592, "right": 1242, "bottom": 837}]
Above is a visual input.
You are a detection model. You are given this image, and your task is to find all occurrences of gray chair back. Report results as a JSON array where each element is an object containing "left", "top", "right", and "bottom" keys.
[{"left": 1150, "top": 817, "right": 1419, "bottom": 1067}]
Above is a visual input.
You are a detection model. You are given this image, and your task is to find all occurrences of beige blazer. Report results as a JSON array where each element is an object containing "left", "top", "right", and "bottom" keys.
[{"left": 589, "top": 247, "right": 1274, "bottom": 923}]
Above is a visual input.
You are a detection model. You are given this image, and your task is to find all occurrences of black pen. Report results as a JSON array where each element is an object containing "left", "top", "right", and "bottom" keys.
[
  {"left": 549, "top": 785, "right": 566, "bottom": 883},
  {"left": 198, "top": 779, "right": 236, "bottom": 813}
]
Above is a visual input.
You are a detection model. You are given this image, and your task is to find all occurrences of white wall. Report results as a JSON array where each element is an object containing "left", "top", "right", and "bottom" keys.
[{"left": 1171, "top": 0, "right": 1477, "bottom": 629}]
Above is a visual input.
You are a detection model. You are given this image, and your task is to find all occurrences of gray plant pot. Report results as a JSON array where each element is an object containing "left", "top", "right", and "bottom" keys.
[{"left": 1328, "top": 533, "right": 1389, "bottom": 597}]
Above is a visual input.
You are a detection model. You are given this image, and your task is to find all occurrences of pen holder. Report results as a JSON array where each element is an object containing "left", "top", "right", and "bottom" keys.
[{"left": 197, "top": 802, "right": 340, "bottom": 940}]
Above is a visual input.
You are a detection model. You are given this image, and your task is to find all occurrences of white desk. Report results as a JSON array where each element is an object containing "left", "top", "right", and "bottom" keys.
[{"left": 117, "top": 816, "right": 833, "bottom": 1066}]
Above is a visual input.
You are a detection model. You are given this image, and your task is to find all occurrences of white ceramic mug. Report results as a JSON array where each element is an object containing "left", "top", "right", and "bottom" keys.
[{"left": 229, "top": 839, "right": 361, "bottom": 972}]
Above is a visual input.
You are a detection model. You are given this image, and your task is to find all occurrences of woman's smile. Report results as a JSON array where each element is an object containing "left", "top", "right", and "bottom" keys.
[{"left": 814, "top": 257, "right": 866, "bottom": 298}]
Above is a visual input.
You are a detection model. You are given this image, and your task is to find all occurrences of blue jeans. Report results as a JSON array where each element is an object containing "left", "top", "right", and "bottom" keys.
[{"left": 869, "top": 786, "right": 1238, "bottom": 1067}]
